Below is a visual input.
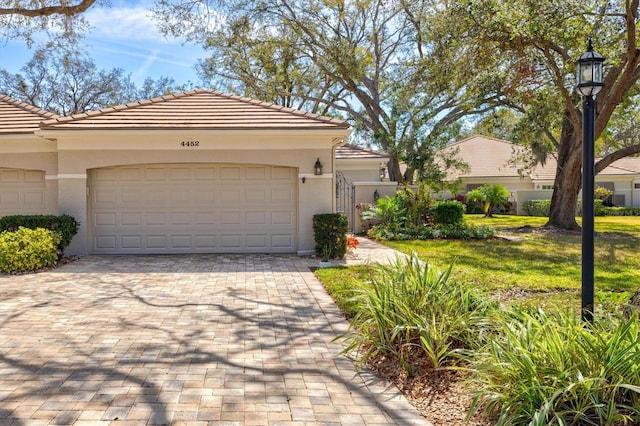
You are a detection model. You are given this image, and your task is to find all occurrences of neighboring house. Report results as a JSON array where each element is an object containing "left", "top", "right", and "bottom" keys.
[
  {"left": 0, "top": 90, "right": 351, "bottom": 255},
  {"left": 442, "top": 135, "right": 640, "bottom": 213}
]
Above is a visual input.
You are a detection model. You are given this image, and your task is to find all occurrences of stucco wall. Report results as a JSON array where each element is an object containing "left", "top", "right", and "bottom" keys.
[{"left": 41, "top": 130, "right": 344, "bottom": 255}]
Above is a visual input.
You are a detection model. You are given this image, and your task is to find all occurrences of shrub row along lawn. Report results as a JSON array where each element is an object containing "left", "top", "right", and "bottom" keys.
[{"left": 314, "top": 215, "right": 640, "bottom": 424}]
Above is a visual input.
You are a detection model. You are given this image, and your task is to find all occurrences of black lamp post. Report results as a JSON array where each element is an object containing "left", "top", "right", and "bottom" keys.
[{"left": 576, "top": 40, "right": 605, "bottom": 323}]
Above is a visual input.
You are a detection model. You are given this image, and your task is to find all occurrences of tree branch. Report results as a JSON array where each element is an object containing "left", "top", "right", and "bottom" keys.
[
  {"left": 595, "top": 143, "right": 640, "bottom": 174},
  {"left": 0, "top": 0, "right": 97, "bottom": 17}
]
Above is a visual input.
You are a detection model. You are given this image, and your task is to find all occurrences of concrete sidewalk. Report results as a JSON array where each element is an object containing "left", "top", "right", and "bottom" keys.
[{"left": 0, "top": 251, "right": 428, "bottom": 425}]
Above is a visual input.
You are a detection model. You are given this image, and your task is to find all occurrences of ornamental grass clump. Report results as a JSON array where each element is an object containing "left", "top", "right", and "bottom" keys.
[
  {"left": 341, "top": 253, "right": 492, "bottom": 373},
  {"left": 468, "top": 309, "right": 640, "bottom": 426}
]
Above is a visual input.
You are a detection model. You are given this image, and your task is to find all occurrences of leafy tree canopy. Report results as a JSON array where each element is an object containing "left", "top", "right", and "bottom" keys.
[
  {"left": 0, "top": 0, "right": 103, "bottom": 45},
  {"left": 0, "top": 43, "right": 191, "bottom": 115},
  {"left": 152, "top": 0, "right": 504, "bottom": 185}
]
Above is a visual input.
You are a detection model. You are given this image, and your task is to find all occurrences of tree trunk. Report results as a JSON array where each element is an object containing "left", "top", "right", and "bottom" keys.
[
  {"left": 546, "top": 114, "right": 582, "bottom": 231},
  {"left": 386, "top": 156, "right": 405, "bottom": 184}
]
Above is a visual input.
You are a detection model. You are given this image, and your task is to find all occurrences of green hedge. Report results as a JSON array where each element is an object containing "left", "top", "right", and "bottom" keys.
[
  {"left": 0, "top": 214, "right": 78, "bottom": 255},
  {"left": 0, "top": 227, "right": 61, "bottom": 273},
  {"left": 367, "top": 223, "right": 495, "bottom": 240},
  {"left": 523, "top": 199, "right": 616, "bottom": 217},
  {"left": 430, "top": 200, "right": 465, "bottom": 225},
  {"left": 313, "top": 213, "right": 348, "bottom": 260},
  {"left": 601, "top": 206, "right": 640, "bottom": 216},
  {"left": 522, "top": 200, "right": 551, "bottom": 217}
]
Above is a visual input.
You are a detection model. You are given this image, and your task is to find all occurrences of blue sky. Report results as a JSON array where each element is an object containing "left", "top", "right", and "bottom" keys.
[{"left": 0, "top": 0, "right": 208, "bottom": 87}]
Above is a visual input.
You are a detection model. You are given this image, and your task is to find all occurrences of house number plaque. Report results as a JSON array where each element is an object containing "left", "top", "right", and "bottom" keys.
[{"left": 180, "top": 140, "right": 200, "bottom": 147}]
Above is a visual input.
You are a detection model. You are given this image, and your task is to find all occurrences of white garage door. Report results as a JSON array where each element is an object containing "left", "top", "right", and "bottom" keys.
[
  {"left": 89, "top": 164, "right": 297, "bottom": 254},
  {"left": 0, "top": 168, "right": 46, "bottom": 217}
]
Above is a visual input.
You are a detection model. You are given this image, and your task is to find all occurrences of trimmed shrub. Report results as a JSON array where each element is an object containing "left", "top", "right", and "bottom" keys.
[
  {"left": 576, "top": 199, "right": 606, "bottom": 216},
  {"left": 0, "top": 214, "right": 79, "bottom": 255},
  {"left": 367, "top": 222, "right": 495, "bottom": 241},
  {"left": 430, "top": 200, "right": 465, "bottom": 225},
  {"left": 602, "top": 206, "right": 640, "bottom": 216},
  {"left": 313, "top": 213, "right": 348, "bottom": 260},
  {"left": 0, "top": 227, "right": 61, "bottom": 273},
  {"left": 522, "top": 199, "right": 551, "bottom": 216}
]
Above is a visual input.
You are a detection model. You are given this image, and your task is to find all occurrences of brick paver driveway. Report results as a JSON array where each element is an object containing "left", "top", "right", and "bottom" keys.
[{"left": 0, "top": 255, "right": 427, "bottom": 425}]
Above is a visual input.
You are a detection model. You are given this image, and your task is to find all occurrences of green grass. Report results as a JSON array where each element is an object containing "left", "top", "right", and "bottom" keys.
[
  {"left": 315, "top": 265, "right": 374, "bottom": 318},
  {"left": 317, "top": 215, "right": 640, "bottom": 312},
  {"left": 315, "top": 215, "right": 640, "bottom": 424}
]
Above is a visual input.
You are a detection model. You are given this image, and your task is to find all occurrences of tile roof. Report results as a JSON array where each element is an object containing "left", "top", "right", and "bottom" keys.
[
  {"left": 447, "top": 135, "right": 640, "bottom": 181},
  {"left": 336, "top": 144, "right": 390, "bottom": 160},
  {"left": 0, "top": 95, "right": 57, "bottom": 134},
  {"left": 443, "top": 135, "right": 528, "bottom": 178},
  {"left": 40, "top": 89, "right": 350, "bottom": 131}
]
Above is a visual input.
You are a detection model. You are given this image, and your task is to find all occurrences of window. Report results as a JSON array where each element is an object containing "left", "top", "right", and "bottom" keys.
[
  {"left": 466, "top": 183, "right": 483, "bottom": 191},
  {"left": 541, "top": 185, "right": 554, "bottom": 190},
  {"left": 635, "top": 183, "right": 640, "bottom": 189}
]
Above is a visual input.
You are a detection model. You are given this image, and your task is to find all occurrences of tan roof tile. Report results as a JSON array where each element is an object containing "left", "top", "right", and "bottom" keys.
[
  {"left": 447, "top": 135, "right": 640, "bottom": 181},
  {"left": 40, "top": 89, "right": 350, "bottom": 131},
  {"left": 443, "top": 135, "right": 528, "bottom": 178},
  {"left": 0, "top": 95, "right": 57, "bottom": 134},
  {"left": 336, "top": 145, "right": 389, "bottom": 159}
]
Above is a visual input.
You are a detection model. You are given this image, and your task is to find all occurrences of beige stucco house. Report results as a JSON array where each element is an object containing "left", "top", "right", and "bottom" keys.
[
  {"left": 0, "top": 90, "right": 351, "bottom": 255},
  {"left": 442, "top": 135, "right": 640, "bottom": 213}
]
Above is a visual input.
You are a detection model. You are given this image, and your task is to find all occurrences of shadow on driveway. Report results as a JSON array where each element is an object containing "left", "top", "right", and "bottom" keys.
[{"left": 0, "top": 255, "right": 427, "bottom": 425}]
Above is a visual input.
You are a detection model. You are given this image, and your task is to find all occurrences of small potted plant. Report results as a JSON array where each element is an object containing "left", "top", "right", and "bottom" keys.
[{"left": 319, "top": 245, "right": 332, "bottom": 268}]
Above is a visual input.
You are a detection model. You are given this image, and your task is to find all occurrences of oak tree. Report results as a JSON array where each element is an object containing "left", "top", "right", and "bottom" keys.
[
  {"left": 0, "top": 0, "right": 101, "bottom": 45},
  {"left": 0, "top": 44, "right": 188, "bottom": 115},
  {"left": 450, "top": 0, "right": 640, "bottom": 230},
  {"left": 152, "top": 0, "right": 502, "bottom": 183}
]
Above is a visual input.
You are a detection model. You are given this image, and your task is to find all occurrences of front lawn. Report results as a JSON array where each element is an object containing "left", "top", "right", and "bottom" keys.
[
  {"left": 314, "top": 215, "right": 640, "bottom": 425},
  {"left": 389, "top": 215, "right": 640, "bottom": 310},
  {"left": 318, "top": 214, "right": 640, "bottom": 314}
]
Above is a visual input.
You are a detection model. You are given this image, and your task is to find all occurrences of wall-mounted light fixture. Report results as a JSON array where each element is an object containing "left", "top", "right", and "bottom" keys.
[
  {"left": 301, "top": 176, "right": 306, "bottom": 184},
  {"left": 314, "top": 158, "right": 323, "bottom": 176},
  {"left": 373, "top": 189, "right": 380, "bottom": 201}
]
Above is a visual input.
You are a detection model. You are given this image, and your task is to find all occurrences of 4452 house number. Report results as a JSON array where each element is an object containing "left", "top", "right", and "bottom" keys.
[{"left": 180, "top": 140, "right": 200, "bottom": 147}]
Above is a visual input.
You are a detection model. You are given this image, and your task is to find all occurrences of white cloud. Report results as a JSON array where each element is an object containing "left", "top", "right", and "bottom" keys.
[{"left": 85, "top": 4, "right": 169, "bottom": 44}]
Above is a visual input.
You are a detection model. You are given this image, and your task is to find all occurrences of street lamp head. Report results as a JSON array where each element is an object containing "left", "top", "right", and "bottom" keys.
[{"left": 576, "top": 40, "right": 605, "bottom": 97}]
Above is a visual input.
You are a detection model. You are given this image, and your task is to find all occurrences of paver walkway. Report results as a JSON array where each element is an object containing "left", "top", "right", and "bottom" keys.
[{"left": 0, "top": 243, "right": 428, "bottom": 425}]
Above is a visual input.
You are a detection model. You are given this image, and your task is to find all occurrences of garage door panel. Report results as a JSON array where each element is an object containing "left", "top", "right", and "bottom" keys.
[
  {"left": 0, "top": 168, "right": 47, "bottom": 217},
  {"left": 195, "top": 212, "right": 217, "bottom": 224},
  {"left": 90, "top": 164, "right": 297, "bottom": 253},
  {"left": 221, "top": 189, "right": 241, "bottom": 202},
  {"left": 96, "top": 212, "right": 117, "bottom": 226},
  {"left": 221, "top": 211, "right": 241, "bottom": 224},
  {"left": 195, "top": 235, "right": 217, "bottom": 248},
  {"left": 120, "top": 168, "right": 142, "bottom": 180},
  {"left": 272, "top": 211, "right": 294, "bottom": 224},
  {"left": 121, "top": 213, "right": 141, "bottom": 225},
  {"left": 220, "top": 166, "right": 241, "bottom": 180},
  {"left": 96, "top": 236, "right": 116, "bottom": 249},
  {"left": 247, "top": 166, "right": 267, "bottom": 179},
  {"left": 247, "top": 189, "right": 266, "bottom": 202},
  {"left": 246, "top": 212, "right": 266, "bottom": 224},
  {"left": 272, "top": 234, "right": 293, "bottom": 248}
]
